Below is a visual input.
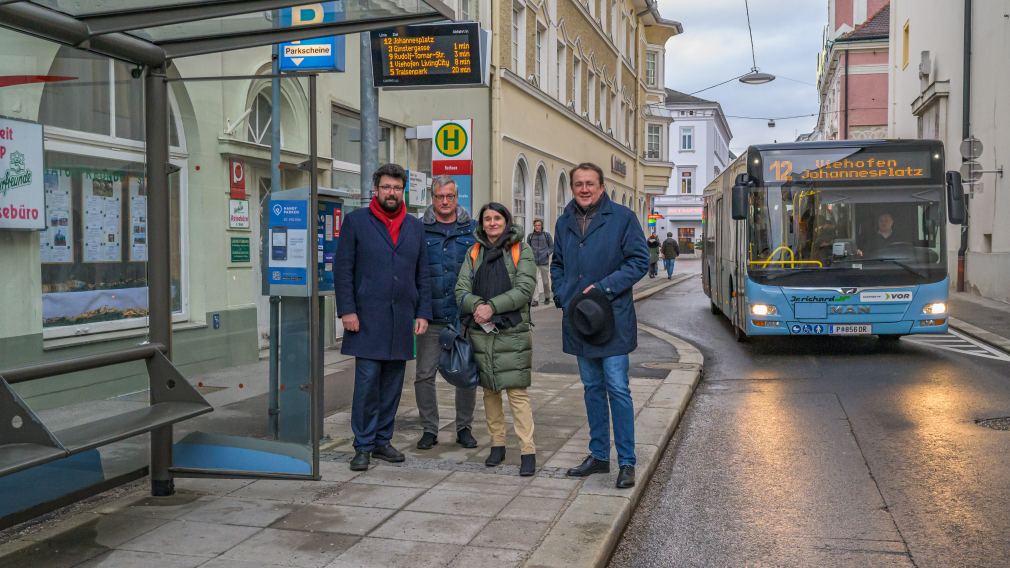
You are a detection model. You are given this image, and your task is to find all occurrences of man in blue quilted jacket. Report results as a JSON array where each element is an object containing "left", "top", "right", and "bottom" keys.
[{"left": 414, "top": 176, "right": 479, "bottom": 450}]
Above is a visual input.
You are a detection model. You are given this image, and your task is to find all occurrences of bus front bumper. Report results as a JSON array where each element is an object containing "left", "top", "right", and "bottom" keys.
[{"left": 746, "top": 318, "right": 948, "bottom": 336}]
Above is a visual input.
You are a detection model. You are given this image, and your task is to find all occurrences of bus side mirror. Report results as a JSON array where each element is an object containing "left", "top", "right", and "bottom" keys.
[
  {"left": 946, "top": 171, "right": 966, "bottom": 225},
  {"left": 731, "top": 173, "right": 750, "bottom": 221}
]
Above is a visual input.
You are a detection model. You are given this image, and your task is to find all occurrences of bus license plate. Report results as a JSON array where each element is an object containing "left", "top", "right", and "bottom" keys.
[{"left": 830, "top": 324, "right": 871, "bottom": 335}]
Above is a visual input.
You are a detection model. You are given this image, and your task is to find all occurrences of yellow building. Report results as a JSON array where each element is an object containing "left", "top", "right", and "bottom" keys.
[{"left": 488, "top": 0, "right": 682, "bottom": 232}]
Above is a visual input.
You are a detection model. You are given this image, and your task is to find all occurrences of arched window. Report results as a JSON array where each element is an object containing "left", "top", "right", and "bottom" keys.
[
  {"left": 247, "top": 91, "right": 274, "bottom": 145},
  {"left": 621, "top": 194, "right": 627, "bottom": 207},
  {"left": 534, "top": 166, "right": 547, "bottom": 222},
  {"left": 557, "top": 173, "right": 568, "bottom": 219},
  {"left": 513, "top": 159, "right": 529, "bottom": 230}
]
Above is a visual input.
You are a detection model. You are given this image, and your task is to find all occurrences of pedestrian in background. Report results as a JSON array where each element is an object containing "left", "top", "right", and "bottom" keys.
[
  {"left": 647, "top": 232, "right": 660, "bottom": 278},
  {"left": 526, "top": 218, "right": 554, "bottom": 306},
  {"left": 456, "top": 202, "right": 538, "bottom": 476},
  {"left": 661, "top": 231, "right": 680, "bottom": 280},
  {"left": 334, "top": 163, "right": 431, "bottom": 471},
  {"left": 413, "top": 176, "right": 479, "bottom": 451},
  {"left": 551, "top": 162, "right": 649, "bottom": 489}
]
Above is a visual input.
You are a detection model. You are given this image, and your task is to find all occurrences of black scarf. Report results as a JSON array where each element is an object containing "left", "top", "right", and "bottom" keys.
[{"left": 471, "top": 237, "right": 522, "bottom": 329}]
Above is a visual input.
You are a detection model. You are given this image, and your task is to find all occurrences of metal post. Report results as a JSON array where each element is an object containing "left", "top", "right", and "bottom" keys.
[
  {"left": 360, "top": 32, "right": 379, "bottom": 194},
  {"left": 268, "top": 42, "right": 282, "bottom": 438},
  {"left": 308, "top": 74, "right": 322, "bottom": 477},
  {"left": 958, "top": 0, "right": 972, "bottom": 293},
  {"left": 145, "top": 65, "right": 174, "bottom": 497}
]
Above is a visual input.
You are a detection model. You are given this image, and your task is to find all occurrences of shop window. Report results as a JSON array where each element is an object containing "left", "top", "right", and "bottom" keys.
[
  {"left": 37, "top": 47, "right": 187, "bottom": 338},
  {"left": 331, "top": 107, "right": 392, "bottom": 168}
]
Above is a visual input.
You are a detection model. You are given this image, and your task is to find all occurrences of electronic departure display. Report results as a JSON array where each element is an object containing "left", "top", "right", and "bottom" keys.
[
  {"left": 370, "top": 22, "right": 483, "bottom": 88},
  {"left": 758, "top": 147, "right": 935, "bottom": 183}
]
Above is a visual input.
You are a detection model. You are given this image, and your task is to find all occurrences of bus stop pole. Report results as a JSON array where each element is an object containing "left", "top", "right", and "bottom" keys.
[
  {"left": 360, "top": 32, "right": 378, "bottom": 192},
  {"left": 146, "top": 65, "right": 175, "bottom": 497}
]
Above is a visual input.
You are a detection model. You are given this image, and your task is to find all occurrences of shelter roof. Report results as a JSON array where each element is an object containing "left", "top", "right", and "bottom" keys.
[{"left": 0, "top": 1, "right": 454, "bottom": 66}]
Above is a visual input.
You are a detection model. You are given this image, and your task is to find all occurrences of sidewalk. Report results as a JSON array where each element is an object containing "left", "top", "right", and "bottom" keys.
[
  {"left": 0, "top": 274, "right": 702, "bottom": 568},
  {"left": 949, "top": 292, "right": 1010, "bottom": 352}
]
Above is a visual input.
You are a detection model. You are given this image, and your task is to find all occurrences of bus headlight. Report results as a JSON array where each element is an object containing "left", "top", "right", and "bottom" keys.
[
  {"left": 750, "top": 304, "right": 778, "bottom": 316},
  {"left": 923, "top": 302, "right": 947, "bottom": 315}
]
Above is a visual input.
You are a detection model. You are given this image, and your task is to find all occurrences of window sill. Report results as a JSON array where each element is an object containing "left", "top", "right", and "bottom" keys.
[{"left": 43, "top": 321, "right": 207, "bottom": 352}]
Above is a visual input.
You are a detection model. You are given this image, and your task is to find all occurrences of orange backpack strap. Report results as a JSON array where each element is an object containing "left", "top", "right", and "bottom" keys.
[
  {"left": 470, "top": 242, "right": 521, "bottom": 267},
  {"left": 469, "top": 243, "right": 480, "bottom": 267}
]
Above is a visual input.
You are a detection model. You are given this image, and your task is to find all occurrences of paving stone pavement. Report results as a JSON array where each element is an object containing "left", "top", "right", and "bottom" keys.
[{"left": 0, "top": 273, "right": 702, "bottom": 568}]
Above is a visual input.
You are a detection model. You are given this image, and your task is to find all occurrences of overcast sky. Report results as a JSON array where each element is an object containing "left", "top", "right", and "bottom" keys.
[{"left": 656, "top": 0, "right": 826, "bottom": 154}]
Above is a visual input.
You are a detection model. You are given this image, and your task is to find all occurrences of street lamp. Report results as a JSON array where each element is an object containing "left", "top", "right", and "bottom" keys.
[{"left": 739, "top": 0, "right": 775, "bottom": 85}]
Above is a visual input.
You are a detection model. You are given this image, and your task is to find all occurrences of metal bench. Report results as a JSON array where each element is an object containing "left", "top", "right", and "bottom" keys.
[{"left": 0, "top": 344, "right": 212, "bottom": 477}]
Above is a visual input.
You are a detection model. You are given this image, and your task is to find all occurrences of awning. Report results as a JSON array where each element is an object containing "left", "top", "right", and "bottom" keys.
[{"left": 0, "top": 0, "right": 454, "bottom": 67}]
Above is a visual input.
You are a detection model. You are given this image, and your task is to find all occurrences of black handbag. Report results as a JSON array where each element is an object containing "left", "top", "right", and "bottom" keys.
[{"left": 437, "top": 321, "right": 479, "bottom": 389}]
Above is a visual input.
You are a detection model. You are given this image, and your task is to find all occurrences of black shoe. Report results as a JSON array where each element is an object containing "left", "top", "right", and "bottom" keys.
[
  {"left": 566, "top": 455, "right": 610, "bottom": 477},
  {"left": 519, "top": 454, "right": 536, "bottom": 477},
  {"left": 485, "top": 446, "right": 506, "bottom": 467},
  {"left": 416, "top": 432, "right": 438, "bottom": 450},
  {"left": 371, "top": 445, "right": 405, "bottom": 463},
  {"left": 350, "top": 450, "right": 370, "bottom": 471},
  {"left": 456, "top": 427, "right": 478, "bottom": 448},
  {"left": 531, "top": 300, "right": 540, "bottom": 307},
  {"left": 616, "top": 465, "right": 636, "bottom": 489}
]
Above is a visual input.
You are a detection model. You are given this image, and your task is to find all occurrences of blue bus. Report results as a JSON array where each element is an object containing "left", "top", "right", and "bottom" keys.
[{"left": 702, "top": 140, "right": 967, "bottom": 342}]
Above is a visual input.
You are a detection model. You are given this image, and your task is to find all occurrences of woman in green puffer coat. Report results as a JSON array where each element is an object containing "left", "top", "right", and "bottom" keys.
[{"left": 455, "top": 202, "right": 538, "bottom": 476}]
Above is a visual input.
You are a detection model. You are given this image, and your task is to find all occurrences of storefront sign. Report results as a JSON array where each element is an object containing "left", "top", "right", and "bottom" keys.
[
  {"left": 432, "top": 119, "right": 473, "bottom": 212},
  {"left": 0, "top": 117, "right": 44, "bottom": 230},
  {"left": 229, "top": 199, "right": 251, "bottom": 229},
  {"left": 611, "top": 155, "right": 627, "bottom": 177},
  {"left": 230, "top": 237, "right": 251, "bottom": 263},
  {"left": 229, "top": 158, "right": 246, "bottom": 199},
  {"left": 407, "top": 169, "right": 426, "bottom": 207}
]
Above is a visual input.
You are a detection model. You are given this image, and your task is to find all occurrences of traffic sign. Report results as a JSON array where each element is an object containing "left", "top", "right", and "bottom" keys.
[
  {"left": 432, "top": 120, "right": 472, "bottom": 161},
  {"left": 960, "top": 137, "right": 983, "bottom": 160},
  {"left": 278, "top": 3, "right": 345, "bottom": 72},
  {"left": 961, "top": 160, "right": 983, "bottom": 183}
]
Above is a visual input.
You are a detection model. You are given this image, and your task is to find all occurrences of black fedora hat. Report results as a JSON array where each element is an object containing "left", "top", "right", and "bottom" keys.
[{"left": 568, "top": 288, "right": 615, "bottom": 345}]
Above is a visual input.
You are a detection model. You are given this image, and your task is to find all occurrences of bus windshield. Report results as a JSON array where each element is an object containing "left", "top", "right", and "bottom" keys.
[{"left": 747, "top": 184, "right": 947, "bottom": 286}]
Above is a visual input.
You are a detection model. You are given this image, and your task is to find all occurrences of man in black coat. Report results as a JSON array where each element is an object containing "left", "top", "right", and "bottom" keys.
[{"left": 334, "top": 163, "right": 431, "bottom": 471}]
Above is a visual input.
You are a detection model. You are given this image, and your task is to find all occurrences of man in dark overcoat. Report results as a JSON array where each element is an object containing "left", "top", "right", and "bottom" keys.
[
  {"left": 334, "top": 163, "right": 432, "bottom": 471},
  {"left": 551, "top": 162, "right": 649, "bottom": 489}
]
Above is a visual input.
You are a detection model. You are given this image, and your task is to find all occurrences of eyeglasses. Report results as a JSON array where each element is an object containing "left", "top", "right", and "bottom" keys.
[
  {"left": 377, "top": 184, "right": 404, "bottom": 193},
  {"left": 433, "top": 194, "right": 457, "bottom": 202}
]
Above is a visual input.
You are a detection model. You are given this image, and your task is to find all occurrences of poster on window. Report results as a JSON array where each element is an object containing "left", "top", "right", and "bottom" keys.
[
  {"left": 40, "top": 169, "right": 74, "bottom": 263},
  {"left": 0, "top": 117, "right": 45, "bottom": 230},
  {"left": 83, "top": 173, "right": 122, "bottom": 262},
  {"left": 129, "top": 176, "right": 148, "bottom": 261}
]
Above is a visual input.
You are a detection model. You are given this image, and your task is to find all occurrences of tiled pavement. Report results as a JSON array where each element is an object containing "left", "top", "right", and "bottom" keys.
[{"left": 0, "top": 273, "right": 702, "bottom": 568}]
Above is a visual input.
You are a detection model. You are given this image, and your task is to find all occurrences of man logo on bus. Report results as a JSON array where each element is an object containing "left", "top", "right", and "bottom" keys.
[{"left": 435, "top": 122, "right": 468, "bottom": 158}]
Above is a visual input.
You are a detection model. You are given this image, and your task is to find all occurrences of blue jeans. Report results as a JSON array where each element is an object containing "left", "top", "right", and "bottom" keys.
[
  {"left": 351, "top": 358, "right": 406, "bottom": 452},
  {"left": 664, "top": 259, "right": 675, "bottom": 277},
  {"left": 576, "top": 355, "right": 636, "bottom": 466}
]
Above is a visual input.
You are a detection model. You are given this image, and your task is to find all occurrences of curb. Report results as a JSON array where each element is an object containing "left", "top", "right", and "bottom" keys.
[
  {"left": 949, "top": 317, "right": 1010, "bottom": 354},
  {"left": 524, "top": 280, "right": 703, "bottom": 568}
]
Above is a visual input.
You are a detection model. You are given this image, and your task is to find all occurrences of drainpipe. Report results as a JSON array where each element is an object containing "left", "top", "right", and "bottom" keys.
[
  {"left": 958, "top": 0, "right": 971, "bottom": 292},
  {"left": 843, "top": 49, "right": 850, "bottom": 139}
]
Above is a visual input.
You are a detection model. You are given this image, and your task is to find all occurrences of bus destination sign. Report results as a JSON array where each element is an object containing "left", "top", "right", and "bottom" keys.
[
  {"left": 760, "top": 149, "right": 933, "bottom": 183},
  {"left": 370, "top": 23, "right": 483, "bottom": 88}
]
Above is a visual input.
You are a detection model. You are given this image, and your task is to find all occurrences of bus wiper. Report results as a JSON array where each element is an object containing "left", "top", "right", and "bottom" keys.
[{"left": 858, "top": 257, "right": 927, "bottom": 278}]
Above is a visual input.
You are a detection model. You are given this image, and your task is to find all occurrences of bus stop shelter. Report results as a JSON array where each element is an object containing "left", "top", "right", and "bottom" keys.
[{"left": 0, "top": 0, "right": 453, "bottom": 526}]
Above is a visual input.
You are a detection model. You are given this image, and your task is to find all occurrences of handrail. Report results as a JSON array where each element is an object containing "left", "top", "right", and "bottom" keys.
[
  {"left": 748, "top": 260, "right": 824, "bottom": 267},
  {"left": 754, "top": 245, "right": 796, "bottom": 269},
  {"left": 0, "top": 343, "right": 167, "bottom": 385}
]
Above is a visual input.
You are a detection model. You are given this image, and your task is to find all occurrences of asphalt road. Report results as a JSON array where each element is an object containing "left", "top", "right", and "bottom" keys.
[{"left": 611, "top": 271, "right": 1010, "bottom": 568}]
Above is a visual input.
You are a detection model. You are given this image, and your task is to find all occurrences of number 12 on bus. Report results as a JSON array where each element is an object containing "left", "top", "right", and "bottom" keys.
[{"left": 702, "top": 140, "right": 967, "bottom": 342}]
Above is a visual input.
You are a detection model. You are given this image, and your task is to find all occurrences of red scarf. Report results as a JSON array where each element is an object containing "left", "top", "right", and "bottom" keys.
[{"left": 369, "top": 196, "right": 407, "bottom": 245}]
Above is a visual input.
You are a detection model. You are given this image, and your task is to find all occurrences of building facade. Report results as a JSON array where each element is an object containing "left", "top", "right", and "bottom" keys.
[
  {"left": 651, "top": 89, "right": 732, "bottom": 252},
  {"left": 491, "top": 0, "right": 681, "bottom": 234},
  {"left": 812, "top": 0, "right": 890, "bottom": 141},
  {"left": 888, "top": 0, "right": 1010, "bottom": 302}
]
